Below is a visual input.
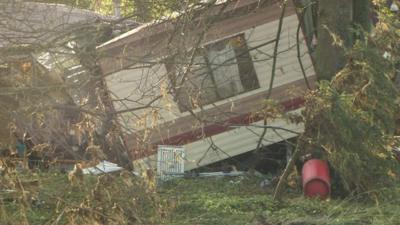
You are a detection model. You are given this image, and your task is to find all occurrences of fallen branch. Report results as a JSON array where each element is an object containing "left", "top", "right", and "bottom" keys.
[
  {"left": 273, "top": 142, "right": 301, "bottom": 201},
  {"left": 230, "top": 125, "right": 301, "bottom": 135},
  {"left": 51, "top": 207, "right": 66, "bottom": 225}
]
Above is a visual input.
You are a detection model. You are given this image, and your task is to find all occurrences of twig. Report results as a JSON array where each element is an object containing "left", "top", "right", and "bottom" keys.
[
  {"left": 113, "top": 95, "right": 163, "bottom": 115},
  {"left": 41, "top": 192, "right": 113, "bottom": 222},
  {"left": 51, "top": 207, "right": 66, "bottom": 225},
  {"left": 254, "top": 0, "right": 287, "bottom": 153},
  {"left": 296, "top": 8, "right": 312, "bottom": 90},
  {"left": 230, "top": 125, "right": 301, "bottom": 135},
  {"left": 267, "top": 0, "right": 287, "bottom": 98},
  {"left": 273, "top": 142, "right": 301, "bottom": 201}
]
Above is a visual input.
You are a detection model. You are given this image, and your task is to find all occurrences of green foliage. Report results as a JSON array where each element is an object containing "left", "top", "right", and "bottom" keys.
[
  {"left": 353, "top": 0, "right": 372, "bottom": 32},
  {"left": 160, "top": 177, "right": 274, "bottom": 225},
  {"left": 301, "top": 3, "right": 400, "bottom": 194},
  {"left": 1, "top": 170, "right": 166, "bottom": 225},
  {"left": 2, "top": 172, "right": 400, "bottom": 224},
  {"left": 161, "top": 178, "right": 400, "bottom": 225}
]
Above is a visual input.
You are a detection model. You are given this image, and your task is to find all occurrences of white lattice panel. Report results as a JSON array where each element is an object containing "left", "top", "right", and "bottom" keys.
[{"left": 157, "top": 145, "right": 185, "bottom": 180}]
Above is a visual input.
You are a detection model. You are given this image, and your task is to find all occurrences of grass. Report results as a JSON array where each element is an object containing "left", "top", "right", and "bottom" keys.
[
  {"left": 1, "top": 171, "right": 400, "bottom": 224},
  {"left": 159, "top": 176, "right": 274, "bottom": 224},
  {"left": 1, "top": 170, "right": 164, "bottom": 225},
  {"left": 159, "top": 176, "right": 400, "bottom": 225}
]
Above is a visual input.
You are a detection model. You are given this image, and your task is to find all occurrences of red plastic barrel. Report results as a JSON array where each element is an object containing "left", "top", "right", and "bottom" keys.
[{"left": 302, "top": 159, "right": 331, "bottom": 200}]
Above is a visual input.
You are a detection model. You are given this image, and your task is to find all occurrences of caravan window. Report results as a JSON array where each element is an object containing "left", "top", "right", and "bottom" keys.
[{"left": 166, "top": 34, "right": 259, "bottom": 112}]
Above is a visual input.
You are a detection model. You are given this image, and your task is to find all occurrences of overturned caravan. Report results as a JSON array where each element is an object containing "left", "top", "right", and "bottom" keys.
[{"left": 97, "top": 0, "right": 316, "bottom": 171}]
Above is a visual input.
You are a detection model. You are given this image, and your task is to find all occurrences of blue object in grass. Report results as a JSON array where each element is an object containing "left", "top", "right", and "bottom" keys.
[{"left": 16, "top": 140, "right": 26, "bottom": 157}]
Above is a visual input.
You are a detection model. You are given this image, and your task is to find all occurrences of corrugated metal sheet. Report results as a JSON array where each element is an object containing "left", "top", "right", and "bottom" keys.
[
  {"left": 133, "top": 109, "right": 303, "bottom": 171},
  {"left": 183, "top": 111, "right": 303, "bottom": 170}
]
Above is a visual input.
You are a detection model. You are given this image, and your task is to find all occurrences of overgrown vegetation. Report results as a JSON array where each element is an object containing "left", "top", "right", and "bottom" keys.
[
  {"left": 162, "top": 177, "right": 400, "bottom": 225},
  {"left": 1, "top": 0, "right": 400, "bottom": 224},
  {"left": 298, "top": 1, "right": 400, "bottom": 194},
  {"left": 2, "top": 172, "right": 400, "bottom": 225},
  {"left": 0, "top": 170, "right": 165, "bottom": 225}
]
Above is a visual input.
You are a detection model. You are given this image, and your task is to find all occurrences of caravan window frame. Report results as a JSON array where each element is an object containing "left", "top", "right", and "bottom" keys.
[{"left": 166, "top": 33, "right": 259, "bottom": 112}]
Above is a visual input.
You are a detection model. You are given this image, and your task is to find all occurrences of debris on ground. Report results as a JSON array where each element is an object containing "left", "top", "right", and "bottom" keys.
[
  {"left": 259, "top": 178, "right": 271, "bottom": 188},
  {"left": 82, "top": 160, "right": 123, "bottom": 175},
  {"left": 162, "top": 171, "right": 246, "bottom": 179}
]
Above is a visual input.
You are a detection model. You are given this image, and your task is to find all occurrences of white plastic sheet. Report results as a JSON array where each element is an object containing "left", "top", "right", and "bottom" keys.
[{"left": 82, "top": 161, "right": 123, "bottom": 175}]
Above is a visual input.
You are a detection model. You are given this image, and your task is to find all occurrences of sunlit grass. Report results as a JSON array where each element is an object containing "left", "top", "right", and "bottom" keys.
[{"left": 1, "top": 171, "right": 400, "bottom": 224}]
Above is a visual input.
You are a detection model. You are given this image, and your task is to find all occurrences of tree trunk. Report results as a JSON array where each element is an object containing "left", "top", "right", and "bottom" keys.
[
  {"left": 315, "top": 0, "right": 353, "bottom": 81},
  {"left": 353, "top": 0, "right": 371, "bottom": 32},
  {"left": 135, "top": 0, "right": 151, "bottom": 22}
]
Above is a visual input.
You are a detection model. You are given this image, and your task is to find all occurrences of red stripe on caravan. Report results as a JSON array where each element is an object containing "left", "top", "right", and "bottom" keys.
[
  {"left": 131, "top": 96, "right": 305, "bottom": 159},
  {"left": 156, "top": 96, "right": 304, "bottom": 146}
]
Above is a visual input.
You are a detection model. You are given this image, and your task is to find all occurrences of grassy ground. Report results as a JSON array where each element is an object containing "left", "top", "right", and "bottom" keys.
[
  {"left": 160, "top": 176, "right": 400, "bottom": 225},
  {"left": 1, "top": 171, "right": 400, "bottom": 225},
  {"left": 1, "top": 170, "right": 163, "bottom": 225}
]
